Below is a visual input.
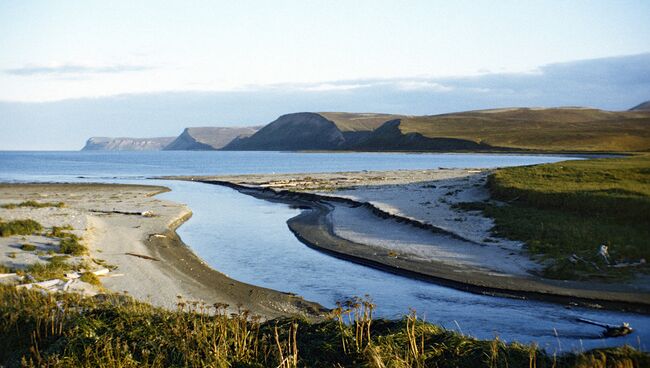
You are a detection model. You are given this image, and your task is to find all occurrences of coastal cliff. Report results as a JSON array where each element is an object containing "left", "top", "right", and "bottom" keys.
[{"left": 81, "top": 137, "right": 175, "bottom": 151}]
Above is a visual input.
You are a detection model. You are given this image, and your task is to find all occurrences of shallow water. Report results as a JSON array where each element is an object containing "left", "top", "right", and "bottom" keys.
[{"left": 1, "top": 151, "right": 648, "bottom": 352}]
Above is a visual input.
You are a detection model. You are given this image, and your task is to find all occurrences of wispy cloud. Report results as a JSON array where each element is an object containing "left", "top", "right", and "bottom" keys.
[
  {"left": 394, "top": 80, "right": 453, "bottom": 92},
  {"left": 4, "top": 63, "right": 154, "bottom": 76},
  {"left": 300, "top": 83, "right": 366, "bottom": 92}
]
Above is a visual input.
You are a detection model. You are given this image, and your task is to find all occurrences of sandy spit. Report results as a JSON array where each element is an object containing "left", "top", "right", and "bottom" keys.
[{"left": 0, "top": 183, "right": 325, "bottom": 318}]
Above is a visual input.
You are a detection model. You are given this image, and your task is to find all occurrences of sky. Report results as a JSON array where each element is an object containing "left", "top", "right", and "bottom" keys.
[{"left": 1, "top": 0, "right": 650, "bottom": 149}]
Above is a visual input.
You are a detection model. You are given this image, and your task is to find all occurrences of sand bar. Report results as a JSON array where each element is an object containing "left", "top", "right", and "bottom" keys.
[{"left": 0, "top": 183, "right": 325, "bottom": 318}]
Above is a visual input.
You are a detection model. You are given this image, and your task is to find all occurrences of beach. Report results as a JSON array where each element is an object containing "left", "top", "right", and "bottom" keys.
[
  {"left": 171, "top": 168, "right": 650, "bottom": 312},
  {"left": 2, "top": 170, "right": 649, "bottom": 317},
  {"left": 0, "top": 183, "right": 324, "bottom": 318}
]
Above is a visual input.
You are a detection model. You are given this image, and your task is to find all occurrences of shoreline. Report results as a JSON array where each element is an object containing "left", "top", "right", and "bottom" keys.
[
  {"left": 179, "top": 174, "right": 650, "bottom": 314},
  {"left": 141, "top": 211, "right": 325, "bottom": 318},
  {"left": 0, "top": 183, "right": 326, "bottom": 319}
]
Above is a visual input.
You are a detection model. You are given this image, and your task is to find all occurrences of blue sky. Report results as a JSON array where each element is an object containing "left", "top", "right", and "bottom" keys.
[{"left": 1, "top": 1, "right": 650, "bottom": 149}]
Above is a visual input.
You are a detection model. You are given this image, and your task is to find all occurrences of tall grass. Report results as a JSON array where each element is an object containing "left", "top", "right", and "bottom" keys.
[
  {"left": 0, "top": 285, "right": 646, "bottom": 367},
  {"left": 0, "top": 219, "right": 43, "bottom": 237}
]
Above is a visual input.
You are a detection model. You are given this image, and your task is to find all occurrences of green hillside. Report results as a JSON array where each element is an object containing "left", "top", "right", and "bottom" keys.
[
  {"left": 456, "top": 154, "right": 650, "bottom": 280},
  {"left": 319, "top": 112, "right": 402, "bottom": 132},
  {"left": 399, "top": 108, "right": 650, "bottom": 152}
]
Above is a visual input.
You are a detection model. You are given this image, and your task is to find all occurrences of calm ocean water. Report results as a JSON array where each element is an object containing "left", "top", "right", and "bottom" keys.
[
  {"left": 0, "top": 150, "right": 577, "bottom": 181},
  {"left": 1, "top": 151, "right": 647, "bottom": 351}
]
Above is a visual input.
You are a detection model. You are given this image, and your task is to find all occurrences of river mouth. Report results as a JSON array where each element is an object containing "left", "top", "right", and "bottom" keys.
[
  {"left": 155, "top": 179, "right": 650, "bottom": 353},
  {"left": 1, "top": 151, "right": 647, "bottom": 352}
]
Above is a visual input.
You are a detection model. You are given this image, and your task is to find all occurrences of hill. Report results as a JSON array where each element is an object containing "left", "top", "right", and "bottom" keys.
[
  {"left": 630, "top": 100, "right": 650, "bottom": 111},
  {"left": 81, "top": 137, "right": 174, "bottom": 151},
  {"left": 81, "top": 107, "right": 650, "bottom": 152},
  {"left": 394, "top": 108, "right": 650, "bottom": 152},
  {"left": 223, "top": 112, "right": 402, "bottom": 150},
  {"left": 225, "top": 108, "right": 650, "bottom": 152},
  {"left": 164, "top": 126, "right": 259, "bottom": 150}
]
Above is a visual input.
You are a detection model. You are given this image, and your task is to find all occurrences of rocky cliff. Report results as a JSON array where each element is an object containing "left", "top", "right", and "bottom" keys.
[{"left": 81, "top": 137, "right": 175, "bottom": 151}]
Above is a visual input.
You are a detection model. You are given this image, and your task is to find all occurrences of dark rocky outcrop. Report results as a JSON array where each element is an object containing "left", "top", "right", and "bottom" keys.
[
  {"left": 223, "top": 113, "right": 347, "bottom": 150},
  {"left": 164, "top": 127, "right": 259, "bottom": 150},
  {"left": 81, "top": 137, "right": 174, "bottom": 151},
  {"left": 354, "top": 119, "right": 499, "bottom": 151}
]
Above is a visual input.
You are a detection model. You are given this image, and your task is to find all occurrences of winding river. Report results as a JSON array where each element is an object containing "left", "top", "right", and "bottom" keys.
[{"left": 155, "top": 179, "right": 649, "bottom": 353}]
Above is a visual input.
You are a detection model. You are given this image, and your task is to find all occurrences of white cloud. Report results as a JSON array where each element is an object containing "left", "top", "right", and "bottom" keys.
[
  {"left": 4, "top": 63, "right": 155, "bottom": 76},
  {"left": 395, "top": 80, "right": 453, "bottom": 92},
  {"left": 300, "top": 83, "right": 367, "bottom": 92}
]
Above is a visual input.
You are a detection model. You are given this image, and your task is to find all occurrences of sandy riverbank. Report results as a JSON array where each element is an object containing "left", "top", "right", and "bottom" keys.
[
  {"left": 0, "top": 183, "right": 324, "bottom": 318},
  {"left": 169, "top": 169, "right": 650, "bottom": 313}
]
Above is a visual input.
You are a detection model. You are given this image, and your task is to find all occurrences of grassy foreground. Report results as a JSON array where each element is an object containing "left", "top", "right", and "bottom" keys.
[
  {"left": 459, "top": 154, "right": 650, "bottom": 280},
  {"left": 0, "top": 285, "right": 647, "bottom": 368}
]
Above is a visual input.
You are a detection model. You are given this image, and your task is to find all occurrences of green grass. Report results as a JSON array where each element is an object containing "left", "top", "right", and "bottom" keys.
[
  {"left": 58, "top": 237, "right": 86, "bottom": 256},
  {"left": 20, "top": 243, "right": 36, "bottom": 251},
  {"left": 319, "top": 112, "right": 402, "bottom": 132},
  {"left": 0, "top": 286, "right": 646, "bottom": 368},
  {"left": 1, "top": 201, "right": 65, "bottom": 209},
  {"left": 46, "top": 225, "right": 74, "bottom": 238},
  {"left": 46, "top": 226, "right": 87, "bottom": 255},
  {"left": 0, "top": 219, "right": 43, "bottom": 237},
  {"left": 460, "top": 154, "right": 650, "bottom": 279},
  {"left": 0, "top": 264, "right": 14, "bottom": 273},
  {"left": 17, "top": 257, "right": 75, "bottom": 281},
  {"left": 79, "top": 272, "right": 101, "bottom": 286}
]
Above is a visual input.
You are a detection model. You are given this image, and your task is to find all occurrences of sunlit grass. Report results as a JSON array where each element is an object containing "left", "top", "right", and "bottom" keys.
[
  {"left": 1, "top": 201, "right": 65, "bottom": 209},
  {"left": 458, "top": 154, "right": 650, "bottom": 280},
  {"left": 0, "top": 219, "right": 43, "bottom": 237},
  {"left": 0, "top": 286, "right": 646, "bottom": 367}
]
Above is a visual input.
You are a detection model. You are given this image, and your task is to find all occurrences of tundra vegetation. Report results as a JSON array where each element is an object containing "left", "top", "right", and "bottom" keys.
[
  {"left": 0, "top": 220, "right": 88, "bottom": 279},
  {"left": 0, "top": 219, "right": 43, "bottom": 237},
  {"left": 1, "top": 201, "right": 65, "bottom": 209},
  {"left": 47, "top": 225, "right": 87, "bottom": 256},
  {"left": 0, "top": 287, "right": 646, "bottom": 368},
  {"left": 454, "top": 154, "right": 650, "bottom": 280}
]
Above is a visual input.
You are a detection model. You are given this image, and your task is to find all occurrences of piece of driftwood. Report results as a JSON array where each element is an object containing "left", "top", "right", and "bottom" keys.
[
  {"left": 576, "top": 317, "right": 634, "bottom": 338},
  {"left": 568, "top": 254, "right": 601, "bottom": 271},
  {"left": 92, "top": 268, "right": 110, "bottom": 276},
  {"left": 17, "top": 279, "right": 61, "bottom": 290},
  {"left": 90, "top": 209, "right": 155, "bottom": 217},
  {"left": 125, "top": 252, "right": 160, "bottom": 261}
]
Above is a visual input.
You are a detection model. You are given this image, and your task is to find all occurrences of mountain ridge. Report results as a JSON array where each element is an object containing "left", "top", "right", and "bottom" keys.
[{"left": 81, "top": 103, "right": 650, "bottom": 152}]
